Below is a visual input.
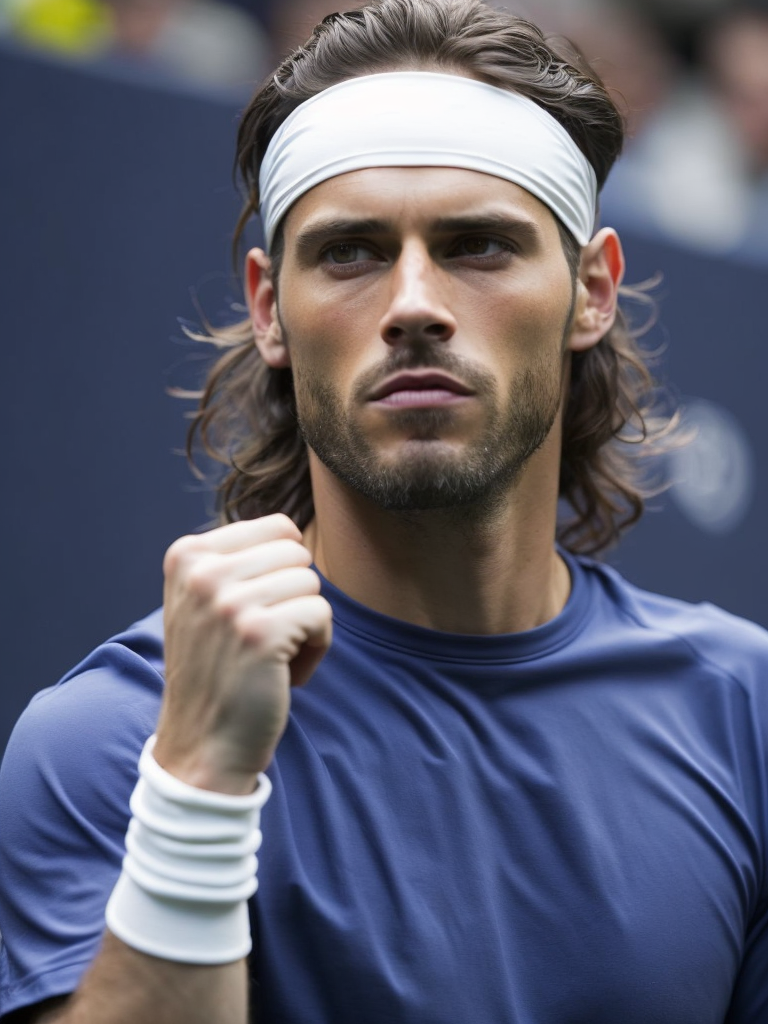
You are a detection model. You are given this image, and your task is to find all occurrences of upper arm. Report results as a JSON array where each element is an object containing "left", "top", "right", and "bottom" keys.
[{"left": 0, "top": 649, "right": 163, "bottom": 1019}]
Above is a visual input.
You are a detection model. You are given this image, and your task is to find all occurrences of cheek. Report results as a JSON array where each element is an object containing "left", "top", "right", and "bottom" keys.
[
  {"left": 281, "top": 286, "right": 384, "bottom": 394},
  {"left": 280, "top": 314, "right": 354, "bottom": 414},
  {"left": 473, "top": 273, "right": 574, "bottom": 361}
]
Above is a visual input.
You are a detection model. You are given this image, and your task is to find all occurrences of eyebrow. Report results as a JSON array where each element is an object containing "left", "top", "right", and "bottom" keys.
[
  {"left": 295, "top": 219, "right": 391, "bottom": 260},
  {"left": 293, "top": 212, "right": 542, "bottom": 259},
  {"left": 431, "top": 214, "right": 541, "bottom": 244}
]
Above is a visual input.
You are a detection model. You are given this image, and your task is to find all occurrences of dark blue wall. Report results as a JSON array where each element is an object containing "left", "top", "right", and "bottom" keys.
[
  {"left": 2, "top": 41, "right": 766, "bottom": 755},
  {"left": 604, "top": 237, "right": 767, "bottom": 625},
  {"left": 1, "top": 42, "right": 246, "bottom": 750}
]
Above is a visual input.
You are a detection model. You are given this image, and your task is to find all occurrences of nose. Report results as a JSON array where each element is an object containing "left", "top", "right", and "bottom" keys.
[{"left": 378, "top": 242, "right": 457, "bottom": 346}]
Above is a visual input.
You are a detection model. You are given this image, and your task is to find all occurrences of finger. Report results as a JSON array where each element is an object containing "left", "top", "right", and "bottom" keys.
[
  {"left": 172, "top": 541, "right": 313, "bottom": 598},
  {"left": 215, "top": 566, "right": 321, "bottom": 613},
  {"left": 204, "top": 515, "right": 303, "bottom": 552},
  {"left": 233, "top": 594, "right": 333, "bottom": 656},
  {"left": 215, "top": 539, "right": 313, "bottom": 582},
  {"left": 263, "top": 595, "right": 333, "bottom": 652},
  {"left": 289, "top": 642, "right": 329, "bottom": 689},
  {"left": 165, "top": 515, "right": 302, "bottom": 573}
]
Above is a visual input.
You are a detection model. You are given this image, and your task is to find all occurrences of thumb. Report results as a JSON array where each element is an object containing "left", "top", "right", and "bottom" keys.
[{"left": 289, "top": 635, "right": 331, "bottom": 688}]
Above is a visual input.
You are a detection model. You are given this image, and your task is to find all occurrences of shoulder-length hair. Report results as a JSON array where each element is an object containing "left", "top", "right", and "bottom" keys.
[{"left": 186, "top": 0, "right": 672, "bottom": 556}]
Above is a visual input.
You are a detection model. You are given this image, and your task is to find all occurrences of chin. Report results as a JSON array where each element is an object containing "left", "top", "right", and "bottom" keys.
[{"left": 337, "top": 450, "right": 523, "bottom": 512}]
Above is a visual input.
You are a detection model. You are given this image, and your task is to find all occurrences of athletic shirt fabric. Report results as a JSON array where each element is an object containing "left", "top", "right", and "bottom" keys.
[{"left": 2, "top": 552, "right": 768, "bottom": 1022}]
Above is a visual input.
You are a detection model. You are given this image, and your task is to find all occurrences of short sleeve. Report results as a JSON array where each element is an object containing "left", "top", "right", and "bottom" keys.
[
  {"left": 0, "top": 624, "right": 164, "bottom": 1019},
  {"left": 726, "top": 907, "right": 768, "bottom": 1022},
  {"left": 720, "top": 617, "right": 768, "bottom": 1022}
]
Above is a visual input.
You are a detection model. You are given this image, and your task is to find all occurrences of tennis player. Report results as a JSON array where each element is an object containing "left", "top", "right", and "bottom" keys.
[{"left": 3, "top": 2, "right": 768, "bottom": 1022}]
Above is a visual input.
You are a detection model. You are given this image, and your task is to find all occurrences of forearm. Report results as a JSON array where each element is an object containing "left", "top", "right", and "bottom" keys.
[
  {"left": 49, "top": 741, "right": 267, "bottom": 1024},
  {"left": 7, "top": 519, "right": 328, "bottom": 1024},
  {"left": 53, "top": 932, "right": 248, "bottom": 1024}
]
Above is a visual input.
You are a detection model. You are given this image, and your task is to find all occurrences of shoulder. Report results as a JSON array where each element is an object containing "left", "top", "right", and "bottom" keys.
[
  {"left": 577, "top": 556, "right": 768, "bottom": 688},
  {"left": 23, "top": 607, "right": 164, "bottom": 719},
  {"left": 1, "top": 608, "right": 166, "bottom": 825},
  {"left": 0, "top": 611, "right": 166, "bottom": 1018}
]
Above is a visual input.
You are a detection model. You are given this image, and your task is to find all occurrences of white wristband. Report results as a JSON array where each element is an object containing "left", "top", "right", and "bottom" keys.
[{"left": 105, "top": 735, "right": 271, "bottom": 964}]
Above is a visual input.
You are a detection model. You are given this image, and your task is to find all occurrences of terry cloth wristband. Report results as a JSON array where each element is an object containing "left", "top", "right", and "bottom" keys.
[{"left": 105, "top": 735, "right": 272, "bottom": 964}]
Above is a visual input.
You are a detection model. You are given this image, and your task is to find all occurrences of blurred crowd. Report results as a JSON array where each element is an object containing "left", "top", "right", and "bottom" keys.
[
  {"left": 532, "top": 0, "right": 768, "bottom": 263},
  {"left": 2, "top": 0, "right": 767, "bottom": 262}
]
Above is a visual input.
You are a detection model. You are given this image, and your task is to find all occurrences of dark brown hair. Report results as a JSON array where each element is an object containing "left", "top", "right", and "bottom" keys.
[{"left": 186, "top": 0, "right": 671, "bottom": 555}]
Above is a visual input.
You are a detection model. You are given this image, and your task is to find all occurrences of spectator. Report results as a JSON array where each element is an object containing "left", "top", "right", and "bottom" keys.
[
  {"left": 2, "top": 0, "right": 269, "bottom": 95},
  {"left": 594, "top": 0, "right": 768, "bottom": 260}
]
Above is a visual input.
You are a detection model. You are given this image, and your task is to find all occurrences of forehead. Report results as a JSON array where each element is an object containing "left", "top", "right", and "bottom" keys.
[{"left": 281, "top": 165, "right": 561, "bottom": 242}]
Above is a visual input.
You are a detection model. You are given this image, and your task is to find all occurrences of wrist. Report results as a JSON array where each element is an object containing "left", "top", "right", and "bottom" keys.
[
  {"left": 152, "top": 737, "right": 270, "bottom": 796},
  {"left": 106, "top": 735, "right": 271, "bottom": 964}
]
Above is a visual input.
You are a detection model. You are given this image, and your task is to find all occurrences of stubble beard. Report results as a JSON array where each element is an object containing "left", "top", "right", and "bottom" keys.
[{"left": 292, "top": 342, "right": 564, "bottom": 515}]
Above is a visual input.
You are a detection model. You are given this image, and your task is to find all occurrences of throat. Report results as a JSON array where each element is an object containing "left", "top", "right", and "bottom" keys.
[{"left": 310, "top": 498, "right": 570, "bottom": 635}]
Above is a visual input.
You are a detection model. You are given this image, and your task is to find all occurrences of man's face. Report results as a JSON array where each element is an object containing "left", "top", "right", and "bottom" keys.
[{"left": 273, "top": 166, "right": 578, "bottom": 512}]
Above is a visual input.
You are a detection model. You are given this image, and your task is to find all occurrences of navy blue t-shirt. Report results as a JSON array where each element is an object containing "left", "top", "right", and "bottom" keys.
[{"left": 2, "top": 552, "right": 768, "bottom": 1022}]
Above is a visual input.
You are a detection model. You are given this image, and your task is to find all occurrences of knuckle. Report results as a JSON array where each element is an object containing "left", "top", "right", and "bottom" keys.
[
  {"left": 184, "top": 556, "right": 221, "bottom": 600},
  {"left": 234, "top": 608, "right": 270, "bottom": 647},
  {"left": 285, "top": 540, "right": 313, "bottom": 565},
  {"left": 163, "top": 534, "right": 203, "bottom": 576},
  {"left": 211, "top": 586, "right": 239, "bottom": 620},
  {"left": 266, "top": 512, "right": 301, "bottom": 538},
  {"left": 296, "top": 567, "right": 321, "bottom": 593}
]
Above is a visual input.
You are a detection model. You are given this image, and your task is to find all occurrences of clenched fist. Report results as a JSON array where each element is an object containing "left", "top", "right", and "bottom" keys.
[{"left": 153, "top": 515, "right": 332, "bottom": 795}]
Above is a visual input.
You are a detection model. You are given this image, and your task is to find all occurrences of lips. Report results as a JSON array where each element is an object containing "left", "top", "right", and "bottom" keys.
[{"left": 368, "top": 371, "right": 474, "bottom": 401}]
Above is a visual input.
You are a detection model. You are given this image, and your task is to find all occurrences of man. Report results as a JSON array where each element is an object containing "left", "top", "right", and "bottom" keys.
[{"left": 2, "top": 1, "right": 768, "bottom": 1022}]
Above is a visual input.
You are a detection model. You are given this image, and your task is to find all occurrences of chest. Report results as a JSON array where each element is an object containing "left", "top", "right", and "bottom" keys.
[{"left": 253, "top": 657, "right": 761, "bottom": 1023}]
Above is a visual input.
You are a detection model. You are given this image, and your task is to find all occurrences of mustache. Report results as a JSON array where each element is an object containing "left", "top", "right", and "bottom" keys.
[{"left": 352, "top": 345, "right": 497, "bottom": 403}]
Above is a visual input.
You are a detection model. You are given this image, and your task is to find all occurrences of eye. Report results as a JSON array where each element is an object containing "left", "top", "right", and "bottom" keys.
[
  {"left": 322, "top": 242, "right": 379, "bottom": 265},
  {"left": 451, "top": 236, "right": 515, "bottom": 259}
]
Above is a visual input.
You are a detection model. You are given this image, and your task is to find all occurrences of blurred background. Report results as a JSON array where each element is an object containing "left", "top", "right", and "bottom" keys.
[{"left": 2, "top": 0, "right": 767, "bottom": 753}]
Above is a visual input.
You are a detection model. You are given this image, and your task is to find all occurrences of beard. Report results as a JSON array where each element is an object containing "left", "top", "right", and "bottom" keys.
[{"left": 293, "top": 343, "right": 564, "bottom": 513}]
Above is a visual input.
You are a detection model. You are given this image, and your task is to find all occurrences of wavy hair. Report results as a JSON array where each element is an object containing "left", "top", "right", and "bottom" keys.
[{"left": 186, "top": 0, "right": 672, "bottom": 555}]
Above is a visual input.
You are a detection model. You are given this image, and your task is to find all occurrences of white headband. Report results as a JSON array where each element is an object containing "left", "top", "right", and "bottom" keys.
[{"left": 258, "top": 71, "right": 598, "bottom": 249}]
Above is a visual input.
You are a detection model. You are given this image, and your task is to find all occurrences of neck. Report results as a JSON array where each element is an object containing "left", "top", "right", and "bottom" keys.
[{"left": 305, "top": 447, "right": 571, "bottom": 636}]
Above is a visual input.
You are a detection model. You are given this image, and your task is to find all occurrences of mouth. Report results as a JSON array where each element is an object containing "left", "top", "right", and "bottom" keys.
[{"left": 368, "top": 371, "right": 475, "bottom": 409}]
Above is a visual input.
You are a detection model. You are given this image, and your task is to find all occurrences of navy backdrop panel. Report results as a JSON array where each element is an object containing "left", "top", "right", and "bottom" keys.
[
  {"left": 0, "top": 43, "right": 246, "bottom": 752},
  {"left": 1, "top": 43, "right": 767, "bottom": 755},
  {"left": 604, "top": 239, "right": 767, "bottom": 628}
]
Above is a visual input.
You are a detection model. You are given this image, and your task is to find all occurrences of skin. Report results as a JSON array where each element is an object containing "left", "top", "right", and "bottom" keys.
[
  {"left": 17, "top": 166, "right": 623, "bottom": 1024},
  {"left": 251, "top": 167, "right": 624, "bottom": 637}
]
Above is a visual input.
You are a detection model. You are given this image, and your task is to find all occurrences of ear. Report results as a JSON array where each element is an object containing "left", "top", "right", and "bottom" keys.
[
  {"left": 566, "top": 227, "right": 625, "bottom": 353},
  {"left": 245, "top": 247, "right": 290, "bottom": 368}
]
